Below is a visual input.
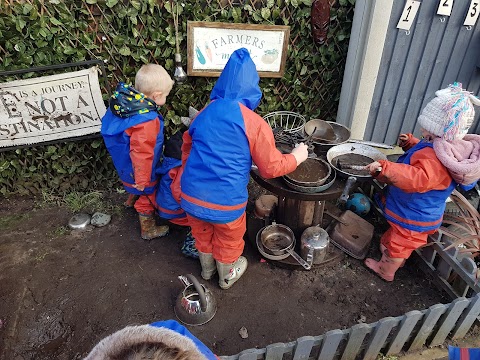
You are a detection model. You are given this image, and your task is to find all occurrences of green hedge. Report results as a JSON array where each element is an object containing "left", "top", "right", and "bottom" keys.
[{"left": 0, "top": 0, "right": 355, "bottom": 196}]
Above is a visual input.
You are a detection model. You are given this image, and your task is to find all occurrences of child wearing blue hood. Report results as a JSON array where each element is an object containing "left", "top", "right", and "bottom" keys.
[
  {"left": 84, "top": 319, "right": 216, "bottom": 360},
  {"left": 101, "top": 64, "right": 174, "bottom": 240},
  {"left": 181, "top": 48, "right": 309, "bottom": 289}
]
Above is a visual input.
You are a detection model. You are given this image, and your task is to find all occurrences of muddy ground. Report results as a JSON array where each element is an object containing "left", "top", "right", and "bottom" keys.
[{"left": 0, "top": 184, "right": 449, "bottom": 359}]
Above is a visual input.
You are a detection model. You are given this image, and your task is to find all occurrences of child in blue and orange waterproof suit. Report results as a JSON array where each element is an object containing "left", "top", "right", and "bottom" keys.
[
  {"left": 180, "top": 48, "right": 309, "bottom": 290},
  {"left": 84, "top": 319, "right": 217, "bottom": 359},
  {"left": 101, "top": 64, "right": 174, "bottom": 240},
  {"left": 365, "top": 83, "right": 480, "bottom": 282},
  {"left": 156, "top": 131, "right": 199, "bottom": 259}
]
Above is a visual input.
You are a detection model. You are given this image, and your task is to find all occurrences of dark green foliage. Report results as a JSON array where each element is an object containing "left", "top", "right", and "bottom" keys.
[{"left": 0, "top": 0, "right": 354, "bottom": 196}]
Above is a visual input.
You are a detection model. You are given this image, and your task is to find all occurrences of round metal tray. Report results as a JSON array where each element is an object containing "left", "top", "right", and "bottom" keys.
[
  {"left": 282, "top": 169, "right": 336, "bottom": 193},
  {"left": 284, "top": 158, "right": 332, "bottom": 187},
  {"left": 256, "top": 227, "right": 292, "bottom": 261}
]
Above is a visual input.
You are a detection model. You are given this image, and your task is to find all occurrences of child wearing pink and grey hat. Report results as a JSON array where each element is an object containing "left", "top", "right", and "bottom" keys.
[{"left": 365, "top": 83, "right": 480, "bottom": 282}]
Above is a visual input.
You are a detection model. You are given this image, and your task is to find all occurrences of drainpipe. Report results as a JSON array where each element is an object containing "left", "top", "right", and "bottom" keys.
[{"left": 337, "top": 0, "right": 394, "bottom": 140}]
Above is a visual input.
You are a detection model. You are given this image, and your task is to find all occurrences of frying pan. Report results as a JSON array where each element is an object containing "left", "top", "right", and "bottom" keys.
[
  {"left": 326, "top": 144, "right": 387, "bottom": 204},
  {"left": 259, "top": 224, "right": 312, "bottom": 270},
  {"left": 283, "top": 169, "right": 336, "bottom": 193},
  {"left": 283, "top": 158, "right": 332, "bottom": 187}
]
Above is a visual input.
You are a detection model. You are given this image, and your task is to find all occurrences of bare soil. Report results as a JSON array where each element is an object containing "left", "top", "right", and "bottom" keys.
[{"left": 0, "top": 184, "right": 449, "bottom": 359}]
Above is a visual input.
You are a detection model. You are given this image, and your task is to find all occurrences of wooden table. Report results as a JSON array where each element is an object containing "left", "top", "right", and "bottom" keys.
[{"left": 250, "top": 169, "right": 345, "bottom": 237}]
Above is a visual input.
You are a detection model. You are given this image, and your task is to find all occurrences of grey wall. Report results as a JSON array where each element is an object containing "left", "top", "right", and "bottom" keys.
[{"left": 364, "top": 0, "right": 480, "bottom": 144}]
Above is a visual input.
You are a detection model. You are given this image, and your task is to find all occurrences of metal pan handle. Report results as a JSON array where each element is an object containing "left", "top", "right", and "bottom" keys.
[
  {"left": 286, "top": 248, "right": 312, "bottom": 270},
  {"left": 339, "top": 176, "right": 357, "bottom": 204}
]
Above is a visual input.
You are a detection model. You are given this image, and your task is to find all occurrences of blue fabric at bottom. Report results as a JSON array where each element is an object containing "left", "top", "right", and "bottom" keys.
[
  {"left": 449, "top": 345, "right": 480, "bottom": 359},
  {"left": 150, "top": 320, "right": 216, "bottom": 359}
]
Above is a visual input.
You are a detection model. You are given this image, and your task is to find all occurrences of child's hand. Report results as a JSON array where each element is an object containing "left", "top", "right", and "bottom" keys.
[
  {"left": 366, "top": 161, "right": 382, "bottom": 175},
  {"left": 291, "top": 143, "right": 309, "bottom": 165},
  {"left": 133, "top": 184, "right": 145, "bottom": 191},
  {"left": 397, "top": 133, "right": 409, "bottom": 147}
]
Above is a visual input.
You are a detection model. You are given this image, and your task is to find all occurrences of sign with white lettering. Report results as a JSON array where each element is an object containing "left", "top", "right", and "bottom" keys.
[
  {"left": 0, "top": 67, "right": 106, "bottom": 148},
  {"left": 187, "top": 21, "right": 290, "bottom": 78}
]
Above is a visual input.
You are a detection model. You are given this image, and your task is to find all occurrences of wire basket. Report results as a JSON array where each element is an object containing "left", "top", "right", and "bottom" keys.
[{"left": 263, "top": 111, "right": 306, "bottom": 133}]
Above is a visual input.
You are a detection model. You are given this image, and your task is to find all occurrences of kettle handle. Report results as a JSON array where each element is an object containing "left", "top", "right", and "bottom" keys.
[{"left": 186, "top": 274, "right": 208, "bottom": 312}]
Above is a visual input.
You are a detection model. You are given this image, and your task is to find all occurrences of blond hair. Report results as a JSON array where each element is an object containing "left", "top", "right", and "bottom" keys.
[
  {"left": 135, "top": 64, "right": 174, "bottom": 97},
  {"left": 113, "top": 342, "right": 197, "bottom": 360}
]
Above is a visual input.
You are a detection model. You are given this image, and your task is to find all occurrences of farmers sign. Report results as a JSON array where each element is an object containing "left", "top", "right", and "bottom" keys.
[
  {"left": 0, "top": 67, "right": 106, "bottom": 148},
  {"left": 187, "top": 21, "right": 290, "bottom": 78}
]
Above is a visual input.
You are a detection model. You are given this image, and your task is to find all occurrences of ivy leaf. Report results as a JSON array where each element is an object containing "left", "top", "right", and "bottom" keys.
[
  {"left": 106, "top": 0, "right": 119, "bottom": 8},
  {"left": 63, "top": 46, "right": 76, "bottom": 55},
  {"left": 119, "top": 45, "right": 131, "bottom": 56},
  {"left": 22, "top": 4, "right": 33, "bottom": 15},
  {"left": 261, "top": 8, "right": 271, "bottom": 20},
  {"left": 86, "top": 0, "right": 97, "bottom": 3},
  {"left": 91, "top": 140, "right": 102, "bottom": 149},
  {"left": 15, "top": 18, "right": 26, "bottom": 31},
  {"left": 50, "top": 17, "right": 62, "bottom": 26},
  {"left": 131, "top": 0, "right": 141, "bottom": 10},
  {"left": 14, "top": 42, "right": 26, "bottom": 53},
  {"left": 300, "top": 65, "right": 307, "bottom": 76},
  {"left": 266, "top": 0, "right": 275, "bottom": 8},
  {"left": 232, "top": 7, "right": 241, "bottom": 22}
]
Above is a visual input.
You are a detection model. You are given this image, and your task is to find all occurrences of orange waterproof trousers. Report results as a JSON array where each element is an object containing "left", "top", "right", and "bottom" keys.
[
  {"left": 381, "top": 221, "right": 436, "bottom": 259},
  {"left": 186, "top": 213, "right": 246, "bottom": 263},
  {"left": 134, "top": 193, "right": 157, "bottom": 215}
]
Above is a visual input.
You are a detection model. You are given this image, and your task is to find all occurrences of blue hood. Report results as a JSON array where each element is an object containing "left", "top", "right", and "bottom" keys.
[{"left": 210, "top": 48, "right": 262, "bottom": 110}]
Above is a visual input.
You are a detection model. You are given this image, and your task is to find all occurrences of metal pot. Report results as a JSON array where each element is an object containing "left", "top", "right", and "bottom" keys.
[
  {"left": 283, "top": 158, "right": 331, "bottom": 187},
  {"left": 259, "top": 224, "right": 312, "bottom": 270},
  {"left": 174, "top": 274, "right": 217, "bottom": 326},
  {"left": 300, "top": 226, "right": 330, "bottom": 265},
  {"left": 282, "top": 170, "right": 336, "bottom": 193},
  {"left": 326, "top": 143, "right": 387, "bottom": 204}
]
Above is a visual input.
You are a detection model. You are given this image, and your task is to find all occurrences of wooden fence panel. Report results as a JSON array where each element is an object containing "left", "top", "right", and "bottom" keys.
[
  {"left": 363, "top": 318, "right": 398, "bottom": 360},
  {"left": 293, "top": 336, "right": 316, "bottom": 360},
  {"left": 386, "top": 311, "right": 423, "bottom": 355},
  {"left": 340, "top": 324, "right": 371, "bottom": 360},
  {"left": 429, "top": 298, "right": 470, "bottom": 346},
  {"left": 266, "top": 343, "right": 288, "bottom": 360},
  {"left": 408, "top": 304, "right": 448, "bottom": 351},
  {"left": 221, "top": 296, "right": 480, "bottom": 360},
  {"left": 238, "top": 350, "right": 263, "bottom": 360},
  {"left": 451, "top": 294, "right": 480, "bottom": 339},
  {"left": 318, "top": 330, "right": 345, "bottom": 360}
]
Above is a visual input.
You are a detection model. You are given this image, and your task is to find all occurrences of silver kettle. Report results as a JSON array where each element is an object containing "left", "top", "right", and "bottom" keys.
[
  {"left": 300, "top": 225, "right": 330, "bottom": 265},
  {"left": 174, "top": 274, "right": 217, "bottom": 326}
]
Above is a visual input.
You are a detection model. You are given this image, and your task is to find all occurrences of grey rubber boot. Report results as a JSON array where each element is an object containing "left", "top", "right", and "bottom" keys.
[
  {"left": 216, "top": 256, "right": 248, "bottom": 290},
  {"left": 198, "top": 252, "right": 217, "bottom": 280}
]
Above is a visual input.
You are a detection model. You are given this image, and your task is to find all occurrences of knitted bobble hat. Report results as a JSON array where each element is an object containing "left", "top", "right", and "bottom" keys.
[{"left": 418, "top": 82, "right": 480, "bottom": 141}]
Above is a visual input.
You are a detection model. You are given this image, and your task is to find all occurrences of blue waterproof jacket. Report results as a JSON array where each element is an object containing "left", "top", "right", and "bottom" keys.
[
  {"left": 101, "top": 83, "right": 164, "bottom": 195},
  {"left": 155, "top": 156, "right": 186, "bottom": 220},
  {"left": 379, "top": 141, "right": 456, "bottom": 232},
  {"left": 180, "top": 48, "right": 262, "bottom": 223}
]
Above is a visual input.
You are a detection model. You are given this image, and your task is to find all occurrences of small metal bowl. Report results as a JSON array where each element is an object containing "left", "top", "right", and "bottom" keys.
[{"left": 68, "top": 213, "right": 91, "bottom": 230}]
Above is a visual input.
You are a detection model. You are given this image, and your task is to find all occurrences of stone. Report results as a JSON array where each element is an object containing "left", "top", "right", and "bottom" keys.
[{"left": 91, "top": 212, "right": 111, "bottom": 227}]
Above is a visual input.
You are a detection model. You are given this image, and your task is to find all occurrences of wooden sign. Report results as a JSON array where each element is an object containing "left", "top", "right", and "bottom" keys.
[
  {"left": 187, "top": 21, "right": 290, "bottom": 78},
  {"left": 0, "top": 67, "right": 105, "bottom": 148}
]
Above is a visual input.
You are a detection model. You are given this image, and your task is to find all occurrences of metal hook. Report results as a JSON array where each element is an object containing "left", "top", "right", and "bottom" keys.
[
  {"left": 440, "top": 17, "right": 446, "bottom": 23},
  {"left": 405, "top": 30, "right": 410, "bottom": 36},
  {"left": 465, "top": 25, "right": 473, "bottom": 31}
]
